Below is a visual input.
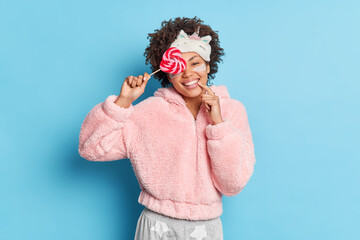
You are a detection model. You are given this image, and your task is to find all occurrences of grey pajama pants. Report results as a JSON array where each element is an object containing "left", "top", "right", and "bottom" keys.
[{"left": 134, "top": 207, "right": 223, "bottom": 240}]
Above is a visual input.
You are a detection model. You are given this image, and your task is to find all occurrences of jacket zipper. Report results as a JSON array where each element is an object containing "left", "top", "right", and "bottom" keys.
[
  {"left": 183, "top": 103, "right": 203, "bottom": 191},
  {"left": 186, "top": 104, "right": 202, "bottom": 167}
]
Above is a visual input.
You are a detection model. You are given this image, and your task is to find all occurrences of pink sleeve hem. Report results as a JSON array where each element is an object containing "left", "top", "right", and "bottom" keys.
[
  {"left": 205, "top": 119, "right": 236, "bottom": 140},
  {"left": 102, "top": 95, "right": 134, "bottom": 123}
]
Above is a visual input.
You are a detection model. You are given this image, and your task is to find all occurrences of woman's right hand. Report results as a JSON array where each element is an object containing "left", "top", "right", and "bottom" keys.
[{"left": 118, "top": 72, "right": 151, "bottom": 103}]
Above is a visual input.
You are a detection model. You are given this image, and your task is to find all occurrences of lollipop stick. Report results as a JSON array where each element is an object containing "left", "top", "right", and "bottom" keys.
[{"left": 149, "top": 69, "right": 161, "bottom": 77}]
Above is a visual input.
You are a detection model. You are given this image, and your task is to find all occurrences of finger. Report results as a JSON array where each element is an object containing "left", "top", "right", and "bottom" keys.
[
  {"left": 203, "top": 99, "right": 218, "bottom": 105},
  {"left": 136, "top": 75, "right": 143, "bottom": 86},
  {"left": 198, "top": 87, "right": 207, "bottom": 96},
  {"left": 197, "top": 82, "right": 215, "bottom": 95},
  {"left": 140, "top": 73, "right": 150, "bottom": 90},
  {"left": 131, "top": 77, "right": 138, "bottom": 87},
  {"left": 129, "top": 76, "right": 134, "bottom": 87},
  {"left": 202, "top": 101, "right": 210, "bottom": 111},
  {"left": 143, "top": 72, "right": 150, "bottom": 81},
  {"left": 202, "top": 99, "right": 212, "bottom": 111},
  {"left": 205, "top": 102, "right": 211, "bottom": 111},
  {"left": 203, "top": 99, "right": 218, "bottom": 109},
  {"left": 128, "top": 76, "right": 133, "bottom": 86},
  {"left": 201, "top": 94, "right": 216, "bottom": 100},
  {"left": 201, "top": 93, "right": 215, "bottom": 97}
]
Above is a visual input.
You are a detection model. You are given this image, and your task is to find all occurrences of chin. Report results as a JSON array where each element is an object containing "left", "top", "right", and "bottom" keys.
[{"left": 181, "top": 87, "right": 202, "bottom": 96}]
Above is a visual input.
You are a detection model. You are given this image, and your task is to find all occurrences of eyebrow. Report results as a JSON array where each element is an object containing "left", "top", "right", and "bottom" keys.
[{"left": 188, "top": 55, "right": 199, "bottom": 61}]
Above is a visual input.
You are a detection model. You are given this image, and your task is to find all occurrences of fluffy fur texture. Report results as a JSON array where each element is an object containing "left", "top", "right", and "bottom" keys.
[{"left": 78, "top": 85, "right": 256, "bottom": 221}]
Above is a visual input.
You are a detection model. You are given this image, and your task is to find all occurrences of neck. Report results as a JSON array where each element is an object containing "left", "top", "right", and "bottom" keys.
[
  {"left": 182, "top": 89, "right": 205, "bottom": 111},
  {"left": 183, "top": 95, "right": 202, "bottom": 108}
]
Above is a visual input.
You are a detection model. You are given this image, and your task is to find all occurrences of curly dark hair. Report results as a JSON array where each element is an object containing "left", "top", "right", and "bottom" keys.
[{"left": 144, "top": 16, "right": 225, "bottom": 88}]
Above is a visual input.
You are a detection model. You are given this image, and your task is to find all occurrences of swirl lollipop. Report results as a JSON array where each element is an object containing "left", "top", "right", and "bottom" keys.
[
  {"left": 160, "top": 47, "right": 187, "bottom": 74},
  {"left": 149, "top": 47, "right": 187, "bottom": 77}
]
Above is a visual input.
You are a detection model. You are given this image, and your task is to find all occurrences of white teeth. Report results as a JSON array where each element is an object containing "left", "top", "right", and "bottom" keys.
[{"left": 184, "top": 80, "right": 199, "bottom": 86}]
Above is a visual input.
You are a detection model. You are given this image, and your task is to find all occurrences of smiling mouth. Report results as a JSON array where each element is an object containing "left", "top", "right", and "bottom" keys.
[{"left": 182, "top": 79, "right": 200, "bottom": 86}]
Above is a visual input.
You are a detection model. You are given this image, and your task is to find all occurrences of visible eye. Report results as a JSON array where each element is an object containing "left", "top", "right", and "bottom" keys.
[{"left": 192, "top": 62, "right": 199, "bottom": 66}]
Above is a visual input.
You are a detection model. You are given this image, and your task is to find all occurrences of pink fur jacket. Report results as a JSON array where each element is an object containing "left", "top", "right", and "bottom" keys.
[{"left": 78, "top": 84, "right": 256, "bottom": 221}]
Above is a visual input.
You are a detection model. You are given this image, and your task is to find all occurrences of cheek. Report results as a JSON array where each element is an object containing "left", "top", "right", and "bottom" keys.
[
  {"left": 169, "top": 73, "right": 181, "bottom": 79},
  {"left": 193, "top": 63, "right": 207, "bottom": 73}
]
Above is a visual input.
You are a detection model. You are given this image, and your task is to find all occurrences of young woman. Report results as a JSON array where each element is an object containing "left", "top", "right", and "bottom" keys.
[{"left": 78, "top": 16, "right": 256, "bottom": 240}]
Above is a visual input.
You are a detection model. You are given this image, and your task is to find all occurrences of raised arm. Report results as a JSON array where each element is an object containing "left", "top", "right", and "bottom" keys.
[
  {"left": 206, "top": 99, "right": 256, "bottom": 196},
  {"left": 78, "top": 72, "right": 151, "bottom": 161}
]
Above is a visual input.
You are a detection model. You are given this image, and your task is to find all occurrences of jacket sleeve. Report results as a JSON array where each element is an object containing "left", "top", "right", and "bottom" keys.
[
  {"left": 78, "top": 95, "right": 136, "bottom": 161},
  {"left": 205, "top": 100, "right": 256, "bottom": 197}
]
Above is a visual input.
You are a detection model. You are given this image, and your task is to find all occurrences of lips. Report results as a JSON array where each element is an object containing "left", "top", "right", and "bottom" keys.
[{"left": 182, "top": 79, "right": 200, "bottom": 85}]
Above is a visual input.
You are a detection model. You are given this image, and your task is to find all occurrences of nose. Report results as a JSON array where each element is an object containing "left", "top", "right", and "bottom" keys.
[{"left": 182, "top": 65, "right": 194, "bottom": 78}]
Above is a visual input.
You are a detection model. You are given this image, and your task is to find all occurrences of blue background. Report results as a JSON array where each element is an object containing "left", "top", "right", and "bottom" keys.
[{"left": 1, "top": 0, "right": 359, "bottom": 239}]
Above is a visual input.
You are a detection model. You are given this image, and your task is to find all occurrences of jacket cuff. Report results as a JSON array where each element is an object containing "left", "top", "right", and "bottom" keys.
[
  {"left": 205, "top": 118, "right": 236, "bottom": 140},
  {"left": 102, "top": 95, "right": 134, "bottom": 123}
]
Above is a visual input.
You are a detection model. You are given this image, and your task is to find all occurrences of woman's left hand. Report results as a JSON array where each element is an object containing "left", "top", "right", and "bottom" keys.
[{"left": 197, "top": 82, "right": 224, "bottom": 125}]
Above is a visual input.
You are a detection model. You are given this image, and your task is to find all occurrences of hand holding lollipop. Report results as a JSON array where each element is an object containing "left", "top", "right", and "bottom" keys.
[{"left": 117, "top": 47, "right": 186, "bottom": 106}]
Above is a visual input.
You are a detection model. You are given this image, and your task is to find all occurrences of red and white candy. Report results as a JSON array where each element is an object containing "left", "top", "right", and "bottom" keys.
[
  {"left": 160, "top": 47, "right": 186, "bottom": 74},
  {"left": 149, "top": 47, "right": 186, "bottom": 77}
]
